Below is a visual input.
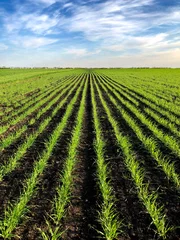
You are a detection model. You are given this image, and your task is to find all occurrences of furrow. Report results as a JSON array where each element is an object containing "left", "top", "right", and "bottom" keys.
[
  {"left": 0, "top": 76, "right": 78, "bottom": 151},
  {"left": 90, "top": 74, "right": 121, "bottom": 240},
  {"left": 0, "top": 77, "right": 84, "bottom": 239},
  {"left": 39, "top": 74, "right": 88, "bottom": 239},
  {"left": 97, "top": 75, "right": 180, "bottom": 188},
  {"left": 93, "top": 74, "right": 172, "bottom": 239},
  {"left": 0, "top": 76, "right": 82, "bottom": 181}
]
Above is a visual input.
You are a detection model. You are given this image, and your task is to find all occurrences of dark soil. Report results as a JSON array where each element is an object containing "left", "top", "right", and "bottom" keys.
[
  {"left": 0, "top": 72, "right": 179, "bottom": 240},
  {"left": 100, "top": 73, "right": 180, "bottom": 125},
  {"left": 14, "top": 110, "right": 77, "bottom": 239},
  {"left": 61, "top": 75, "right": 99, "bottom": 240},
  {"left": 92, "top": 74, "right": 158, "bottom": 240},
  {"left": 0, "top": 76, "right": 75, "bottom": 140},
  {"left": 0, "top": 78, "right": 79, "bottom": 164},
  {"left": 0, "top": 81, "right": 83, "bottom": 217},
  {"left": 93, "top": 73, "right": 180, "bottom": 240}
]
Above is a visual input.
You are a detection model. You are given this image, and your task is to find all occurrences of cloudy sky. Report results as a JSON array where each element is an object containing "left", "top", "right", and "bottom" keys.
[{"left": 0, "top": 0, "right": 180, "bottom": 67}]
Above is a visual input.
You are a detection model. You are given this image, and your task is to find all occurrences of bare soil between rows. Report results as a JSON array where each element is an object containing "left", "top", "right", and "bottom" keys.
[
  {"left": 93, "top": 74, "right": 180, "bottom": 240},
  {"left": 0, "top": 73, "right": 179, "bottom": 240}
]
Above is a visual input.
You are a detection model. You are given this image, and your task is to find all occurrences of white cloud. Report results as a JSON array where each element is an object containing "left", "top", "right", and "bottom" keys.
[
  {"left": 24, "top": 14, "right": 58, "bottom": 34},
  {"left": 65, "top": 48, "right": 88, "bottom": 56},
  {"left": 64, "top": 47, "right": 101, "bottom": 57},
  {"left": 29, "top": 0, "right": 69, "bottom": 6},
  {"left": 5, "top": 12, "right": 59, "bottom": 34},
  {"left": 62, "top": 2, "right": 74, "bottom": 9},
  {"left": 104, "top": 33, "right": 169, "bottom": 51},
  {"left": 3, "top": 0, "right": 180, "bottom": 45},
  {"left": 2, "top": 48, "right": 179, "bottom": 68},
  {"left": 61, "top": 0, "right": 155, "bottom": 41},
  {"left": 29, "top": 0, "right": 57, "bottom": 5},
  {"left": 60, "top": 0, "right": 180, "bottom": 45},
  {"left": 12, "top": 36, "right": 58, "bottom": 48},
  {"left": 1, "top": 0, "right": 180, "bottom": 67},
  {"left": 0, "top": 43, "right": 8, "bottom": 51},
  {"left": 39, "top": 0, "right": 56, "bottom": 3},
  {"left": 65, "top": 6, "right": 140, "bottom": 41},
  {"left": 154, "top": 9, "right": 180, "bottom": 25}
]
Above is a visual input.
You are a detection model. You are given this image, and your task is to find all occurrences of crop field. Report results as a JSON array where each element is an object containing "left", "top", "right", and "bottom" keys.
[{"left": 0, "top": 68, "right": 180, "bottom": 240}]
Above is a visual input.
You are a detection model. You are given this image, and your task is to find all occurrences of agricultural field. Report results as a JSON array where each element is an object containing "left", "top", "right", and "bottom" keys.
[{"left": 0, "top": 68, "right": 180, "bottom": 240}]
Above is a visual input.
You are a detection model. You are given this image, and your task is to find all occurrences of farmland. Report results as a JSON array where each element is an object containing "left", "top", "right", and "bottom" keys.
[{"left": 0, "top": 68, "right": 180, "bottom": 240}]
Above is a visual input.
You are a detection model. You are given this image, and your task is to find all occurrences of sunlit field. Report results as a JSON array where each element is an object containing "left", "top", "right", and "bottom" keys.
[{"left": 0, "top": 68, "right": 180, "bottom": 240}]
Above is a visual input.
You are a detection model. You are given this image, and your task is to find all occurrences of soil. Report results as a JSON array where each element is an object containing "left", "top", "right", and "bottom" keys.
[
  {"left": 93, "top": 73, "right": 180, "bottom": 240},
  {"left": 0, "top": 72, "right": 179, "bottom": 240},
  {"left": 61, "top": 75, "right": 99, "bottom": 240}
]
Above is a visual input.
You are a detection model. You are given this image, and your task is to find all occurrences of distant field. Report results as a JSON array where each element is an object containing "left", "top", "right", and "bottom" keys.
[{"left": 0, "top": 68, "right": 180, "bottom": 240}]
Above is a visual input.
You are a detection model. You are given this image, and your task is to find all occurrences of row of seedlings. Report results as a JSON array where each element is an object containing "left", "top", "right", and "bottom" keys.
[
  {"left": 0, "top": 88, "right": 41, "bottom": 119},
  {"left": 0, "top": 75, "right": 84, "bottom": 182},
  {"left": 0, "top": 74, "right": 83, "bottom": 151},
  {"left": 100, "top": 73, "right": 180, "bottom": 126},
  {"left": 0, "top": 76, "right": 85, "bottom": 239},
  {"left": 93, "top": 74, "right": 172, "bottom": 239},
  {"left": 39, "top": 74, "right": 88, "bottom": 239},
  {"left": 90, "top": 75, "right": 121, "bottom": 240},
  {"left": 99, "top": 74, "right": 180, "bottom": 138},
  {"left": 97, "top": 75, "right": 180, "bottom": 189},
  {"left": 96, "top": 73, "right": 180, "bottom": 157},
  {"left": 0, "top": 72, "right": 74, "bottom": 135},
  {"left": 97, "top": 72, "right": 180, "bottom": 127}
]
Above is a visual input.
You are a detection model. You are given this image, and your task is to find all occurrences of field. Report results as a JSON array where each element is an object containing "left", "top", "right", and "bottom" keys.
[{"left": 0, "top": 68, "right": 180, "bottom": 240}]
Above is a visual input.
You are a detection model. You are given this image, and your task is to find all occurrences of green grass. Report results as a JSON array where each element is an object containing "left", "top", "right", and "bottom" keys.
[
  {"left": 0, "top": 76, "right": 76, "bottom": 150},
  {"left": 0, "top": 68, "right": 179, "bottom": 239},
  {"left": 0, "top": 78, "right": 81, "bottom": 181},
  {"left": 91, "top": 74, "right": 121, "bottom": 240},
  {"left": 93, "top": 74, "right": 172, "bottom": 239},
  {"left": 98, "top": 76, "right": 180, "bottom": 189},
  {"left": 39, "top": 74, "right": 88, "bottom": 239},
  {"left": 0, "top": 78, "right": 84, "bottom": 239}
]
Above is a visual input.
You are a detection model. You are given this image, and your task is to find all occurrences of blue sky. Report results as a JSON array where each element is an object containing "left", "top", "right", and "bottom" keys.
[{"left": 0, "top": 0, "right": 180, "bottom": 67}]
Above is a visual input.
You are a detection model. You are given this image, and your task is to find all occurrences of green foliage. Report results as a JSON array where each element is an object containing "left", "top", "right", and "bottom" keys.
[
  {"left": 91, "top": 74, "right": 121, "bottom": 240},
  {"left": 0, "top": 79, "right": 81, "bottom": 181},
  {"left": 94, "top": 76, "right": 172, "bottom": 239},
  {"left": 99, "top": 76, "right": 180, "bottom": 188},
  {"left": 0, "top": 76, "right": 84, "bottom": 239},
  {"left": 39, "top": 74, "right": 88, "bottom": 238},
  {"left": 0, "top": 68, "right": 179, "bottom": 239}
]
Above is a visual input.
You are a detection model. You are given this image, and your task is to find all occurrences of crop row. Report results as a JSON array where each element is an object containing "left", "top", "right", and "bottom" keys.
[
  {"left": 0, "top": 74, "right": 85, "bottom": 151},
  {"left": 92, "top": 74, "right": 172, "bottom": 238},
  {"left": 100, "top": 74, "right": 180, "bottom": 136},
  {"left": 0, "top": 74, "right": 85, "bottom": 239},
  {"left": 0, "top": 74, "right": 78, "bottom": 135},
  {"left": 0, "top": 70, "right": 179, "bottom": 239},
  {"left": 97, "top": 72, "right": 180, "bottom": 124},
  {"left": 95, "top": 74, "right": 180, "bottom": 188}
]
